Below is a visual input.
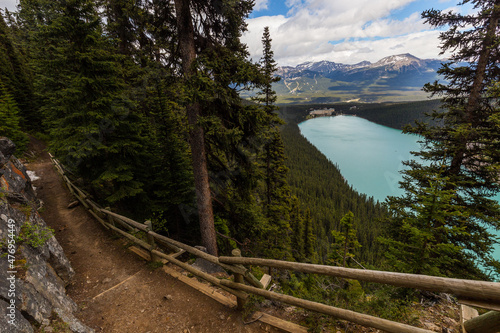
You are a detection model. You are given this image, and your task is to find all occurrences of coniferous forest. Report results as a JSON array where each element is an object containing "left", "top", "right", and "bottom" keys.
[{"left": 1, "top": 0, "right": 499, "bottom": 323}]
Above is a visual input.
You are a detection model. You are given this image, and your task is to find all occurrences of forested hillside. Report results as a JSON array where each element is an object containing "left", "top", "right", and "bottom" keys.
[
  {"left": 280, "top": 99, "right": 442, "bottom": 130},
  {"left": 0, "top": 0, "right": 433, "bottom": 274},
  {"left": 276, "top": 101, "right": 440, "bottom": 267},
  {"left": 0, "top": 0, "right": 300, "bottom": 261},
  {"left": 1, "top": 0, "right": 498, "bottom": 297},
  {"left": 280, "top": 122, "right": 386, "bottom": 265}
]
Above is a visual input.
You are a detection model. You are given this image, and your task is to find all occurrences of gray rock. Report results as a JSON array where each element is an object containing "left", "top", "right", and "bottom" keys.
[
  {"left": 190, "top": 246, "right": 227, "bottom": 274},
  {"left": 0, "top": 151, "right": 6, "bottom": 175},
  {"left": 0, "top": 142, "right": 90, "bottom": 333},
  {"left": 191, "top": 258, "right": 227, "bottom": 274},
  {"left": 54, "top": 308, "right": 94, "bottom": 333},
  {"left": 45, "top": 234, "right": 75, "bottom": 285},
  {"left": 0, "top": 137, "right": 16, "bottom": 167},
  {"left": 1, "top": 154, "right": 39, "bottom": 207},
  {"left": 0, "top": 298, "right": 34, "bottom": 333}
]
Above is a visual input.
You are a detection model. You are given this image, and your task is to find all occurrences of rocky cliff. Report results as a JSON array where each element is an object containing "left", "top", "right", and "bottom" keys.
[{"left": 0, "top": 137, "right": 93, "bottom": 333}]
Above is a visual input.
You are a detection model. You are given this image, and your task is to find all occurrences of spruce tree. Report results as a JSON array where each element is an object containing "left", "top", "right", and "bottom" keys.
[
  {"left": 254, "top": 26, "right": 281, "bottom": 118},
  {"left": 303, "top": 208, "right": 317, "bottom": 262},
  {"left": 0, "top": 11, "right": 39, "bottom": 129},
  {"left": 21, "top": 0, "right": 147, "bottom": 204},
  {"left": 172, "top": 0, "right": 271, "bottom": 255},
  {"left": 252, "top": 26, "right": 293, "bottom": 259},
  {"left": 330, "top": 211, "right": 361, "bottom": 267},
  {"left": 384, "top": 0, "right": 500, "bottom": 278},
  {"left": 0, "top": 82, "right": 28, "bottom": 151}
]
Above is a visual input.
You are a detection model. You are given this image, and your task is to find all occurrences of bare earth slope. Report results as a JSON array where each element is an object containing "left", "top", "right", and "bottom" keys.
[{"left": 28, "top": 140, "right": 274, "bottom": 333}]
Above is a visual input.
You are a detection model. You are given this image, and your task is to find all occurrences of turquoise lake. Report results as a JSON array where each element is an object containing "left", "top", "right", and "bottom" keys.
[{"left": 298, "top": 115, "right": 500, "bottom": 262}]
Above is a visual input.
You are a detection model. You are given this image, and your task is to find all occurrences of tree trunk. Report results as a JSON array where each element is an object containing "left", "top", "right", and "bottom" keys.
[
  {"left": 448, "top": 4, "right": 500, "bottom": 176},
  {"left": 173, "top": 0, "right": 218, "bottom": 256}
]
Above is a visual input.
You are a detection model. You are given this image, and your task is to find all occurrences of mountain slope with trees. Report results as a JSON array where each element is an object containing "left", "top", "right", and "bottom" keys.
[
  {"left": 382, "top": 0, "right": 500, "bottom": 280},
  {"left": 1, "top": 0, "right": 306, "bottom": 263},
  {"left": 2, "top": 0, "right": 497, "bottom": 300},
  {"left": 269, "top": 53, "right": 443, "bottom": 103}
]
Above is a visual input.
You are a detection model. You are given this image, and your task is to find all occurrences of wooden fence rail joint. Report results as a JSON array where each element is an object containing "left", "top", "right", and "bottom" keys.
[{"left": 232, "top": 249, "right": 246, "bottom": 310}]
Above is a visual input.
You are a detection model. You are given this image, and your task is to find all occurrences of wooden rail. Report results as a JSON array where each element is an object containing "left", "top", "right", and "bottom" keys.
[
  {"left": 49, "top": 154, "right": 500, "bottom": 333},
  {"left": 220, "top": 279, "right": 433, "bottom": 333},
  {"left": 218, "top": 257, "right": 500, "bottom": 307}
]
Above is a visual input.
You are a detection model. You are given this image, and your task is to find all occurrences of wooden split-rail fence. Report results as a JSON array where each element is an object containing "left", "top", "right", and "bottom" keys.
[{"left": 49, "top": 154, "right": 500, "bottom": 333}]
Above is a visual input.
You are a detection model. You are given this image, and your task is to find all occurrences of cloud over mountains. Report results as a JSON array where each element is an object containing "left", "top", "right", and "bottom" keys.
[{"left": 243, "top": 0, "right": 464, "bottom": 66}]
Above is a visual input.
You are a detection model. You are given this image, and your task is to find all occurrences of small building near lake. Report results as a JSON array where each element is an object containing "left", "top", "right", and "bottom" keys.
[{"left": 308, "top": 108, "right": 335, "bottom": 118}]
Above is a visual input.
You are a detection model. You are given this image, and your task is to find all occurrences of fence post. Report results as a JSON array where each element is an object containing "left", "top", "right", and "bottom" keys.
[
  {"left": 145, "top": 220, "right": 159, "bottom": 262},
  {"left": 105, "top": 207, "right": 116, "bottom": 227},
  {"left": 464, "top": 311, "right": 500, "bottom": 333},
  {"left": 232, "top": 248, "right": 246, "bottom": 310}
]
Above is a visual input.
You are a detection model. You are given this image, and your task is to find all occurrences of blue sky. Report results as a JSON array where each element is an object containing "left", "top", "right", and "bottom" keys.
[
  {"left": 243, "top": 0, "right": 472, "bottom": 66},
  {"left": 1, "top": 0, "right": 470, "bottom": 66}
]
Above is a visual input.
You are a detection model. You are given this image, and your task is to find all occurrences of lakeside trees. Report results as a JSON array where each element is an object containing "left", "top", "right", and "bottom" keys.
[
  {"left": 383, "top": 0, "right": 500, "bottom": 278},
  {"left": 3, "top": 0, "right": 498, "bottom": 281}
]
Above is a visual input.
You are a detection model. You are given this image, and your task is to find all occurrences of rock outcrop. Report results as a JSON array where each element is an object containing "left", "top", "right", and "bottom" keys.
[{"left": 0, "top": 137, "right": 93, "bottom": 333}]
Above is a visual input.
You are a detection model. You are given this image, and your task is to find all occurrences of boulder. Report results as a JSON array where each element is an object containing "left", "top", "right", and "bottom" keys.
[
  {"left": 0, "top": 137, "right": 93, "bottom": 333},
  {"left": 0, "top": 137, "right": 16, "bottom": 169},
  {"left": 0, "top": 298, "right": 34, "bottom": 333}
]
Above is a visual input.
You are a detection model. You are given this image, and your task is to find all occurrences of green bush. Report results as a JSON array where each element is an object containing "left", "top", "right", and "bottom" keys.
[{"left": 16, "top": 222, "right": 54, "bottom": 248}]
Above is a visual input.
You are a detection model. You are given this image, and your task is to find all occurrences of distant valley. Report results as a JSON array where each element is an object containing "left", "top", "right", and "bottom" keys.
[{"left": 272, "top": 53, "right": 443, "bottom": 104}]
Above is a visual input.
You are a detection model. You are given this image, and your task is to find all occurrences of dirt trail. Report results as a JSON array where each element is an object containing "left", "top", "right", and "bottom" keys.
[{"left": 27, "top": 140, "right": 276, "bottom": 333}]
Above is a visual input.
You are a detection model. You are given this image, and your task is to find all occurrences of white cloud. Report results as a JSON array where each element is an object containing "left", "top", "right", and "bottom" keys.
[
  {"left": 0, "top": 0, "right": 18, "bottom": 12},
  {"left": 243, "top": 0, "right": 451, "bottom": 66},
  {"left": 254, "top": 0, "right": 269, "bottom": 11}
]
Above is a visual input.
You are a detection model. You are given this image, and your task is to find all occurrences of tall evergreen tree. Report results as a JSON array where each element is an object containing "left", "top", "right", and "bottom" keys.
[
  {"left": 20, "top": 0, "right": 147, "bottom": 204},
  {"left": 173, "top": 0, "right": 218, "bottom": 255},
  {"left": 252, "top": 26, "right": 293, "bottom": 259},
  {"left": 303, "top": 208, "right": 317, "bottom": 262},
  {"left": 102, "top": 0, "right": 136, "bottom": 56},
  {"left": 254, "top": 26, "right": 281, "bottom": 117},
  {"left": 0, "top": 82, "right": 28, "bottom": 151},
  {"left": 384, "top": 0, "right": 500, "bottom": 278},
  {"left": 172, "top": 0, "right": 263, "bottom": 255},
  {"left": 330, "top": 211, "right": 361, "bottom": 268},
  {"left": 0, "top": 11, "right": 39, "bottom": 129}
]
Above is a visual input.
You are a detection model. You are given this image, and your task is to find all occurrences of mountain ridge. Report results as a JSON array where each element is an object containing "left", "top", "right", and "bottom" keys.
[
  {"left": 273, "top": 54, "right": 443, "bottom": 103},
  {"left": 277, "top": 53, "right": 440, "bottom": 75}
]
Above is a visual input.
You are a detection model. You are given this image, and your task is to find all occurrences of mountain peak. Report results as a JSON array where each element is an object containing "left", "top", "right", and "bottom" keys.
[
  {"left": 296, "top": 60, "right": 343, "bottom": 73},
  {"left": 373, "top": 54, "right": 423, "bottom": 69}
]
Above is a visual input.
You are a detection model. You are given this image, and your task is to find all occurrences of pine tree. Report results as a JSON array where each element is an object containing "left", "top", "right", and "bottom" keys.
[
  {"left": 0, "top": 82, "right": 28, "bottom": 151},
  {"left": 172, "top": 0, "right": 274, "bottom": 255},
  {"left": 303, "top": 208, "right": 317, "bottom": 262},
  {"left": 102, "top": 0, "right": 136, "bottom": 55},
  {"left": 330, "top": 211, "right": 361, "bottom": 268},
  {"left": 0, "top": 11, "right": 39, "bottom": 129},
  {"left": 384, "top": 0, "right": 500, "bottom": 278},
  {"left": 381, "top": 167, "right": 480, "bottom": 277},
  {"left": 251, "top": 26, "right": 293, "bottom": 259},
  {"left": 254, "top": 26, "right": 281, "bottom": 118},
  {"left": 21, "top": 0, "right": 147, "bottom": 204}
]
